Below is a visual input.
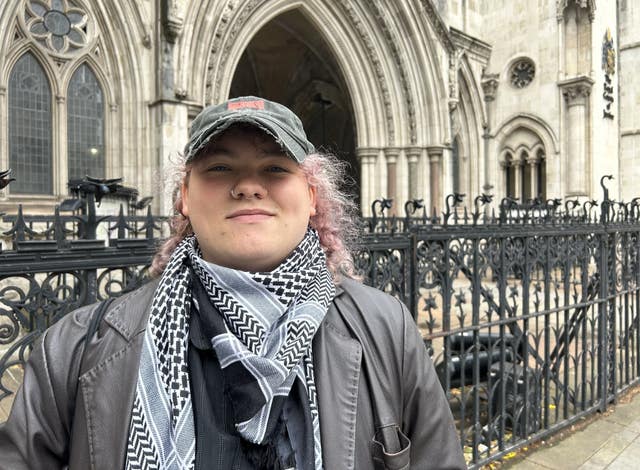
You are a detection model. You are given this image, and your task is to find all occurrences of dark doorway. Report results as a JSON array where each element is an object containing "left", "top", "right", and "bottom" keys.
[{"left": 229, "top": 9, "right": 359, "bottom": 198}]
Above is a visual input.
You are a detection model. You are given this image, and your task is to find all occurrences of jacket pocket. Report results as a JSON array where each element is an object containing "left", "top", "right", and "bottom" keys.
[{"left": 372, "top": 424, "right": 411, "bottom": 470}]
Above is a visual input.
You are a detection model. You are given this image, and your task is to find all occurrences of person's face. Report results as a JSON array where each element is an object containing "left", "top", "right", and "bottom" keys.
[{"left": 181, "top": 127, "right": 316, "bottom": 272}]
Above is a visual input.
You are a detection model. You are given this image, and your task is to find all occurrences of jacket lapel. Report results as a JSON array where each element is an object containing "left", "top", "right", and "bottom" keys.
[
  {"left": 314, "top": 298, "right": 362, "bottom": 470},
  {"left": 79, "top": 336, "right": 143, "bottom": 469},
  {"left": 79, "top": 281, "right": 156, "bottom": 469}
]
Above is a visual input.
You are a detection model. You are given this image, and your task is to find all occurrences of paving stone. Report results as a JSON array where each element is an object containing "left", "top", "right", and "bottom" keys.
[
  {"left": 576, "top": 462, "right": 606, "bottom": 470},
  {"left": 507, "top": 458, "right": 553, "bottom": 469},
  {"left": 525, "top": 420, "right": 625, "bottom": 469}
]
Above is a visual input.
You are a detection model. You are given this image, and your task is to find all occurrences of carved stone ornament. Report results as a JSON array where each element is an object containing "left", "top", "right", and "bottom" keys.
[
  {"left": 510, "top": 58, "right": 535, "bottom": 89},
  {"left": 558, "top": 76, "right": 594, "bottom": 105},
  {"left": 481, "top": 73, "right": 499, "bottom": 101},
  {"left": 370, "top": 1, "right": 416, "bottom": 144},
  {"left": 24, "top": 0, "right": 90, "bottom": 57},
  {"left": 557, "top": 0, "right": 596, "bottom": 22},
  {"left": 336, "top": 1, "right": 395, "bottom": 144},
  {"left": 162, "top": 0, "right": 184, "bottom": 43}
]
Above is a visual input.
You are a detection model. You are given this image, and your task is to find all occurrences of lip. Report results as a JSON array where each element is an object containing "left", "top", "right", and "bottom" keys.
[{"left": 227, "top": 208, "right": 275, "bottom": 222}]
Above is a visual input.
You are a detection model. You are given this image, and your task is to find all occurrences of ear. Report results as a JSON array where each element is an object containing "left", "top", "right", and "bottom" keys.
[
  {"left": 180, "top": 181, "right": 190, "bottom": 217},
  {"left": 308, "top": 185, "right": 317, "bottom": 217}
]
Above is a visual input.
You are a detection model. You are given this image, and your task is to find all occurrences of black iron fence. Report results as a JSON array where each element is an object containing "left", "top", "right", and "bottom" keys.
[{"left": 2, "top": 175, "right": 640, "bottom": 468}]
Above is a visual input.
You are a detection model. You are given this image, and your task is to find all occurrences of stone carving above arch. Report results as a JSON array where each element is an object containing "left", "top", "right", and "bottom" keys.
[
  {"left": 369, "top": 1, "right": 415, "bottom": 144},
  {"left": 336, "top": 1, "right": 394, "bottom": 144},
  {"left": 494, "top": 113, "right": 559, "bottom": 159},
  {"left": 21, "top": 0, "right": 94, "bottom": 60},
  {"left": 418, "top": 0, "right": 455, "bottom": 53},
  {"left": 205, "top": 0, "right": 261, "bottom": 105},
  {"left": 557, "top": 0, "right": 596, "bottom": 21},
  {"left": 162, "top": 0, "right": 184, "bottom": 43}
]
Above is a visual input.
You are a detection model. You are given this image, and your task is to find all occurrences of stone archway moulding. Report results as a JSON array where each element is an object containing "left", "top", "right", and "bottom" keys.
[
  {"left": 493, "top": 114, "right": 559, "bottom": 161},
  {"left": 556, "top": 0, "right": 596, "bottom": 21},
  {"left": 180, "top": 0, "right": 450, "bottom": 149}
]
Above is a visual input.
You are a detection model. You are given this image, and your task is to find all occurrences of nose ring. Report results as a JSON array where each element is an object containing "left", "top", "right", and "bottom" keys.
[{"left": 230, "top": 188, "right": 238, "bottom": 198}]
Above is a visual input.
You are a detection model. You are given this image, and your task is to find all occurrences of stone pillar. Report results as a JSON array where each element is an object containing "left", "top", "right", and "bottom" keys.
[
  {"left": 108, "top": 103, "right": 118, "bottom": 180},
  {"left": 427, "top": 146, "right": 444, "bottom": 212},
  {"left": 385, "top": 147, "right": 400, "bottom": 213},
  {"left": 55, "top": 95, "right": 67, "bottom": 197},
  {"left": 513, "top": 159, "right": 524, "bottom": 202},
  {"left": 151, "top": 100, "right": 189, "bottom": 215},
  {"left": 559, "top": 77, "right": 593, "bottom": 195},
  {"left": 500, "top": 160, "right": 510, "bottom": 197},
  {"left": 406, "top": 147, "right": 422, "bottom": 200},
  {"left": 0, "top": 86, "right": 7, "bottom": 180},
  {"left": 481, "top": 74, "right": 499, "bottom": 194},
  {"left": 356, "top": 147, "right": 379, "bottom": 216},
  {"left": 527, "top": 155, "right": 540, "bottom": 199}
]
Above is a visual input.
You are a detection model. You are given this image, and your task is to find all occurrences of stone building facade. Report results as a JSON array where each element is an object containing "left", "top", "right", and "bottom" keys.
[{"left": 0, "top": 0, "right": 636, "bottom": 216}]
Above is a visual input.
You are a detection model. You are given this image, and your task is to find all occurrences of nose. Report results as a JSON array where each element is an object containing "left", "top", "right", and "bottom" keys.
[{"left": 230, "top": 174, "right": 267, "bottom": 200}]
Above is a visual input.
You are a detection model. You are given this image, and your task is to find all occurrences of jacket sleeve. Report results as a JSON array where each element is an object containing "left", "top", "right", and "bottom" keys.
[
  {"left": 0, "top": 307, "right": 89, "bottom": 470},
  {"left": 398, "top": 299, "right": 467, "bottom": 469}
]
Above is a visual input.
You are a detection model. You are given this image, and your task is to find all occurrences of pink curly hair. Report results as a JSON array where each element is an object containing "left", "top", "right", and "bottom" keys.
[{"left": 150, "top": 144, "right": 361, "bottom": 281}]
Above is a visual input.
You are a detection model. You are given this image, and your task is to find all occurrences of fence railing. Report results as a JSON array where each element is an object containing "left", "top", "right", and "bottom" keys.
[{"left": 1, "top": 175, "right": 640, "bottom": 468}]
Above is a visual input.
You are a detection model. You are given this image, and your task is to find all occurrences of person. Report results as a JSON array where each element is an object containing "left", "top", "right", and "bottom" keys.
[{"left": 0, "top": 96, "right": 466, "bottom": 469}]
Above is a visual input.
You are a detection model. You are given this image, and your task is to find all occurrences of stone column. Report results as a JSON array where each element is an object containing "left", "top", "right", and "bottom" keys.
[
  {"left": 356, "top": 147, "right": 379, "bottom": 216},
  {"left": 385, "top": 147, "right": 400, "bottom": 213},
  {"left": 527, "top": 155, "right": 540, "bottom": 199},
  {"left": 406, "top": 147, "right": 422, "bottom": 200},
  {"left": 513, "top": 159, "right": 524, "bottom": 202},
  {"left": 481, "top": 74, "right": 499, "bottom": 194},
  {"left": 427, "top": 146, "right": 444, "bottom": 212},
  {"left": 559, "top": 77, "right": 593, "bottom": 195},
  {"left": 55, "top": 95, "right": 67, "bottom": 197},
  {"left": 150, "top": 100, "right": 189, "bottom": 215},
  {"left": 0, "top": 86, "right": 7, "bottom": 177},
  {"left": 500, "top": 160, "right": 510, "bottom": 197},
  {"left": 108, "top": 103, "right": 118, "bottom": 179}
]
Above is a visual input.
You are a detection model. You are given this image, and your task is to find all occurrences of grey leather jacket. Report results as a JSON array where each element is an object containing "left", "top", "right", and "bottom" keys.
[{"left": 0, "top": 277, "right": 466, "bottom": 469}]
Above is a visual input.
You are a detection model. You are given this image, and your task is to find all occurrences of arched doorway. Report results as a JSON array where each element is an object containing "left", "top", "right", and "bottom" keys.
[{"left": 229, "top": 9, "right": 359, "bottom": 197}]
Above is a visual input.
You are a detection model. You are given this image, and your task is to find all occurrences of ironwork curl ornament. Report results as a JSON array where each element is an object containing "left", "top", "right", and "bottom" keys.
[{"left": 25, "top": 0, "right": 89, "bottom": 55}]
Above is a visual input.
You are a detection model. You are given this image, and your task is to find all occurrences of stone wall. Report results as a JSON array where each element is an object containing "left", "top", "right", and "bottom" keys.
[{"left": 619, "top": 0, "right": 640, "bottom": 201}]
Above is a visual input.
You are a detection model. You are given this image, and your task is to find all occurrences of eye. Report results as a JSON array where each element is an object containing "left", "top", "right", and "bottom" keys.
[
  {"left": 206, "top": 164, "right": 230, "bottom": 172},
  {"left": 266, "top": 165, "right": 289, "bottom": 173}
]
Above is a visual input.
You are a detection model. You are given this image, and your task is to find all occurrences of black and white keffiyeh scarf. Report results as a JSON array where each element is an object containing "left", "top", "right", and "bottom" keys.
[{"left": 125, "top": 228, "right": 335, "bottom": 469}]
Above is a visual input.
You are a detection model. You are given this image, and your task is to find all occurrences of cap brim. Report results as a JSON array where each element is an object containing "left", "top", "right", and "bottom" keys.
[{"left": 186, "top": 115, "right": 312, "bottom": 163}]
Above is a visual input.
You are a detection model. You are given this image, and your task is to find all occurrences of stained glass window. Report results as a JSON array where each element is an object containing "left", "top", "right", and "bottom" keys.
[
  {"left": 9, "top": 53, "right": 52, "bottom": 194},
  {"left": 67, "top": 64, "right": 104, "bottom": 180}
]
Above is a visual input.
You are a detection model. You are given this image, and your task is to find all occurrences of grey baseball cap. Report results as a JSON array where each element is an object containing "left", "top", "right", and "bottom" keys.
[{"left": 184, "top": 96, "right": 315, "bottom": 163}]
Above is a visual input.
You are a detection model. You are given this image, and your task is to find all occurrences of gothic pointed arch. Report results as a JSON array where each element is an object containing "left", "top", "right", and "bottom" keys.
[
  {"left": 452, "top": 54, "right": 485, "bottom": 198},
  {"left": 67, "top": 62, "right": 105, "bottom": 180},
  {"left": 226, "top": 9, "right": 358, "bottom": 191},
  {"left": 8, "top": 51, "right": 53, "bottom": 194},
  {"left": 495, "top": 114, "right": 555, "bottom": 202},
  {"left": 494, "top": 114, "right": 559, "bottom": 157}
]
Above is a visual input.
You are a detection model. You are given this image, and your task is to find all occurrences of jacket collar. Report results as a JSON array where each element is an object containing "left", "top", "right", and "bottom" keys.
[{"left": 103, "top": 277, "right": 159, "bottom": 340}]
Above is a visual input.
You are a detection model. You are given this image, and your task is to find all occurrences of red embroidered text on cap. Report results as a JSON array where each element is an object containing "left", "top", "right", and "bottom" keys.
[{"left": 228, "top": 99, "right": 265, "bottom": 111}]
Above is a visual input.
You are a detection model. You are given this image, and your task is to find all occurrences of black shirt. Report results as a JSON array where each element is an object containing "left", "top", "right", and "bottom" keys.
[{"left": 188, "top": 298, "right": 312, "bottom": 469}]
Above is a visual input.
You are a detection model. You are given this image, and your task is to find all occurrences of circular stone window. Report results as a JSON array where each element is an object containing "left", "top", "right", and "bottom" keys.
[{"left": 510, "top": 58, "right": 536, "bottom": 88}]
